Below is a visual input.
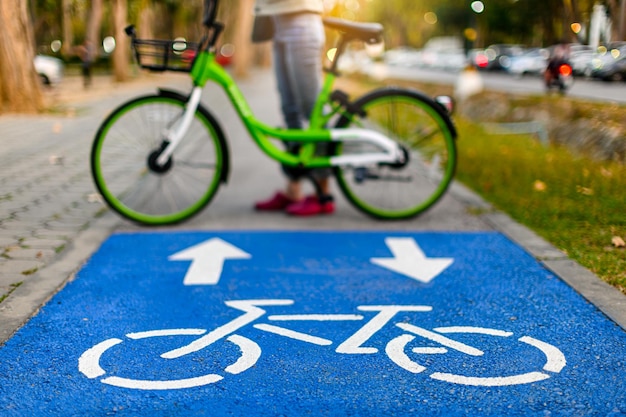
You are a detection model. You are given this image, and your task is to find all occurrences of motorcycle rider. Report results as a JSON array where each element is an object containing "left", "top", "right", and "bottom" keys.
[{"left": 544, "top": 39, "right": 571, "bottom": 87}]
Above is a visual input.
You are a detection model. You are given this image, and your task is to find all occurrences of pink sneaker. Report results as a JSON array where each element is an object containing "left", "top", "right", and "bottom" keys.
[
  {"left": 254, "top": 192, "right": 295, "bottom": 211},
  {"left": 286, "top": 195, "right": 335, "bottom": 216}
]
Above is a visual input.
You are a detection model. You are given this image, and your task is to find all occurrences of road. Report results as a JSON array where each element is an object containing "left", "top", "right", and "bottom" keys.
[{"left": 376, "top": 64, "right": 626, "bottom": 103}]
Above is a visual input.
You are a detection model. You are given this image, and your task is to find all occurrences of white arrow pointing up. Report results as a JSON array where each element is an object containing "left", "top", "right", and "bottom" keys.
[
  {"left": 370, "top": 237, "right": 453, "bottom": 283},
  {"left": 168, "top": 238, "right": 251, "bottom": 285}
]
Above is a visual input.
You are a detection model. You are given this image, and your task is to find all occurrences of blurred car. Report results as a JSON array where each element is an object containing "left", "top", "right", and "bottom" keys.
[
  {"left": 569, "top": 49, "right": 594, "bottom": 76},
  {"left": 338, "top": 49, "right": 374, "bottom": 73},
  {"left": 507, "top": 48, "right": 549, "bottom": 77},
  {"left": 469, "top": 48, "right": 489, "bottom": 69},
  {"left": 589, "top": 45, "right": 626, "bottom": 81},
  {"left": 473, "top": 44, "right": 525, "bottom": 71},
  {"left": 384, "top": 47, "right": 423, "bottom": 67},
  {"left": 34, "top": 55, "right": 64, "bottom": 86},
  {"left": 419, "top": 37, "right": 464, "bottom": 70},
  {"left": 437, "top": 48, "right": 468, "bottom": 71}
]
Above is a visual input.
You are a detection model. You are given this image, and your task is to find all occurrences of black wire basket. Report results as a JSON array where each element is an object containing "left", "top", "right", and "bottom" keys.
[{"left": 131, "top": 38, "right": 199, "bottom": 72}]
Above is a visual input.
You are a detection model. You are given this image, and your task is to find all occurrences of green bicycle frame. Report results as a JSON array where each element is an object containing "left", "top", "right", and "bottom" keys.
[{"left": 190, "top": 50, "right": 341, "bottom": 169}]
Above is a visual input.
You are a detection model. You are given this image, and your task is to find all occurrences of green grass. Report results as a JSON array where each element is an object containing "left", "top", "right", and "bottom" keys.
[{"left": 455, "top": 119, "right": 626, "bottom": 294}]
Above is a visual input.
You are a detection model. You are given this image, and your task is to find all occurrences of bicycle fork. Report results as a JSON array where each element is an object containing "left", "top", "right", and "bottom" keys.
[{"left": 154, "top": 86, "right": 204, "bottom": 167}]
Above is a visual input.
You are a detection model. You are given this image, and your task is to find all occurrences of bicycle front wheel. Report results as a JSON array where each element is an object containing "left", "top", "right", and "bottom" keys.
[
  {"left": 91, "top": 94, "right": 227, "bottom": 225},
  {"left": 334, "top": 88, "right": 457, "bottom": 219}
]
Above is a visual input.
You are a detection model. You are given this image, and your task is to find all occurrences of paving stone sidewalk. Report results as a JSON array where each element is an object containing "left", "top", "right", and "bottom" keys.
[{"left": 0, "top": 72, "right": 189, "bottom": 301}]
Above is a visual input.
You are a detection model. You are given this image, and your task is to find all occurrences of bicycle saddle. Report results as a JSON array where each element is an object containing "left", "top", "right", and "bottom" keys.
[{"left": 323, "top": 17, "right": 383, "bottom": 44}]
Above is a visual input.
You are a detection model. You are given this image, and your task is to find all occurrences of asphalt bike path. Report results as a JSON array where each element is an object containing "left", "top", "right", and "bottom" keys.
[{"left": 1, "top": 69, "right": 625, "bottom": 416}]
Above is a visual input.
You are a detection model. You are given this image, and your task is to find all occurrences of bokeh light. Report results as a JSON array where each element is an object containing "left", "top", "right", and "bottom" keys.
[
  {"left": 103, "top": 36, "right": 116, "bottom": 54},
  {"left": 424, "top": 12, "right": 438, "bottom": 25},
  {"left": 464, "top": 28, "right": 477, "bottom": 42},
  {"left": 172, "top": 37, "right": 188, "bottom": 55},
  {"left": 471, "top": 1, "right": 485, "bottom": 13},
  {"left": 50, "top": 40, "right": 62, "bottom": 53},
  {"left": 327, "top": 47, "right": 337, "bottom": 62}
]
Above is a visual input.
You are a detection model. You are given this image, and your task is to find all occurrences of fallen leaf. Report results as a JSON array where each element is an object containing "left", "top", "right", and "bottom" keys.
[
  {"left": 87, "top": 193, "right": 104, "bottom": 204},
  {"left": 600, "top": 167, "right": 613, "bottom": 178},
  {"left": 576, "top": 185, "right": 594, "bottom": 196},
  {"left": 48, "top": 155, "right": 65, "bottom": 165},
  {"left": 533, "top": 180, "right": 547, "bottom": 192},
  {"left": 612, "top": 236, "right": 625, "bottom": 248}
]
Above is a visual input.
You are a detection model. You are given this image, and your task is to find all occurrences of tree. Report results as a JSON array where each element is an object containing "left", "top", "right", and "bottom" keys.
[
  {"left": 606, "top": 0, "right": 626, "bottom": 40},
  {"left": 231, "top": 0, "right": 255, "bottom": 77},
  {"left": 62, "top": 0, "right": 75, "bottom": 57},
  {"left": 87, "top": 0, "right": 104, "bottom": 59},
  {"left": 112, "top": 0, "right": 130, "bottom": 82},
  {"left": 0, "top": 0, "right": 43, "bottom": 113},
  {"left": 137, "top": 0, "right": 156, "bottom": 40}
]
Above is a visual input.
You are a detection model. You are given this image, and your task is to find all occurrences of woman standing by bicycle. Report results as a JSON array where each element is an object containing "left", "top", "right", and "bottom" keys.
[{"left": 252, "top": 0, "right": 335, "bottom": 216}]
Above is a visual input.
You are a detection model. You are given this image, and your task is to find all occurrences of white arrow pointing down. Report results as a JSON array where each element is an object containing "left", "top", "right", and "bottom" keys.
[
  {"left": 169, "top": 238, "right": 251, "bottom": 285},
  {"left": 370, "top": 237, "right": 454, "bottom": 283}
]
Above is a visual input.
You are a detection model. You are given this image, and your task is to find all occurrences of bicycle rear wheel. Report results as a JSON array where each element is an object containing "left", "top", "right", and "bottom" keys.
[
  {"left": 91, "top": 94, "right": 227, "bottom": 225},
  {"left": 334, "top": 88, "right": 457, "bottom": 219}
]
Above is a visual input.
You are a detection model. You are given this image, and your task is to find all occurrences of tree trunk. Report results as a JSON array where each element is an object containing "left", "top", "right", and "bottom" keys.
[
  {"left": 617, "top": 0, "right": 626, "bottom": 41},
  {"left": 0, "top": 0, "right": 43, "bottom": 113},
  {"left": 138, "top": 0, "right": 155, "bottom": 40},
  {"left": 232, "top": 0, "right": 255, "bottom": 78},
  {"left": 112, "top": 0, "right": 130, "bottom": 82},
  {"left": 606, "top": 0, "right": 621, "bottom": 41},
  {"left": 62, "top": 0, "right": 74, "bottom": 57},
  {"left": 87, "top": 0, "right": 103, "bottom": 59}
]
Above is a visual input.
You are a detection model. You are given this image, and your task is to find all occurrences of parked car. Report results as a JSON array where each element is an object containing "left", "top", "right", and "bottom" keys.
[
  {"left": 469, "top": 48, "right": 489, "bottom": 69},
  {"left": 384, "top": 47, "right": 423, "bottom": 67},
  {"left": 419, "top": 36, "right": 464, "bottom": 70},
  {"left": 589, "top": 45, "right": 626, "bottom": 81},
  {"left": 34, "top": 55, "right": 64, "bottom": 86},
  {"left": 569, "top": 49, "right": 594, "bottom": 76},
  {"left": 474, "top": 44, "right": 525, "bottom": 71},
  {"left": 507, "top": 48, "right": 549, "bottom": 77},
  {"left": 437, "top": 48, "right": 468, "bottom": 71}
]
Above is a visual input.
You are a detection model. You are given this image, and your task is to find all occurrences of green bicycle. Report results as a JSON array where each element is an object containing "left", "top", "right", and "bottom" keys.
[{"left": 90, "top": 0, "right": 457, "bottom": 226}]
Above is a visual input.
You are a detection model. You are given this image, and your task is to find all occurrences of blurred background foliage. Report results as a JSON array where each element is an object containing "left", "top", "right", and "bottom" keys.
[{"left": 30, "top": 0, "right": 625, "bottom": 59}]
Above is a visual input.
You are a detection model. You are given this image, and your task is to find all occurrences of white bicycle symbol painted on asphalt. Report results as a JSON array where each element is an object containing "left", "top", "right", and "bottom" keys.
[{"left": 79, "top": 300, "right": 566, "bottom": 390}]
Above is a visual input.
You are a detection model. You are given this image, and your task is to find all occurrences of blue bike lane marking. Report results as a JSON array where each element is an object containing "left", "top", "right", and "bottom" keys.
[{"left": 1, "top": 231, "right": 626, "bottom": 416}]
